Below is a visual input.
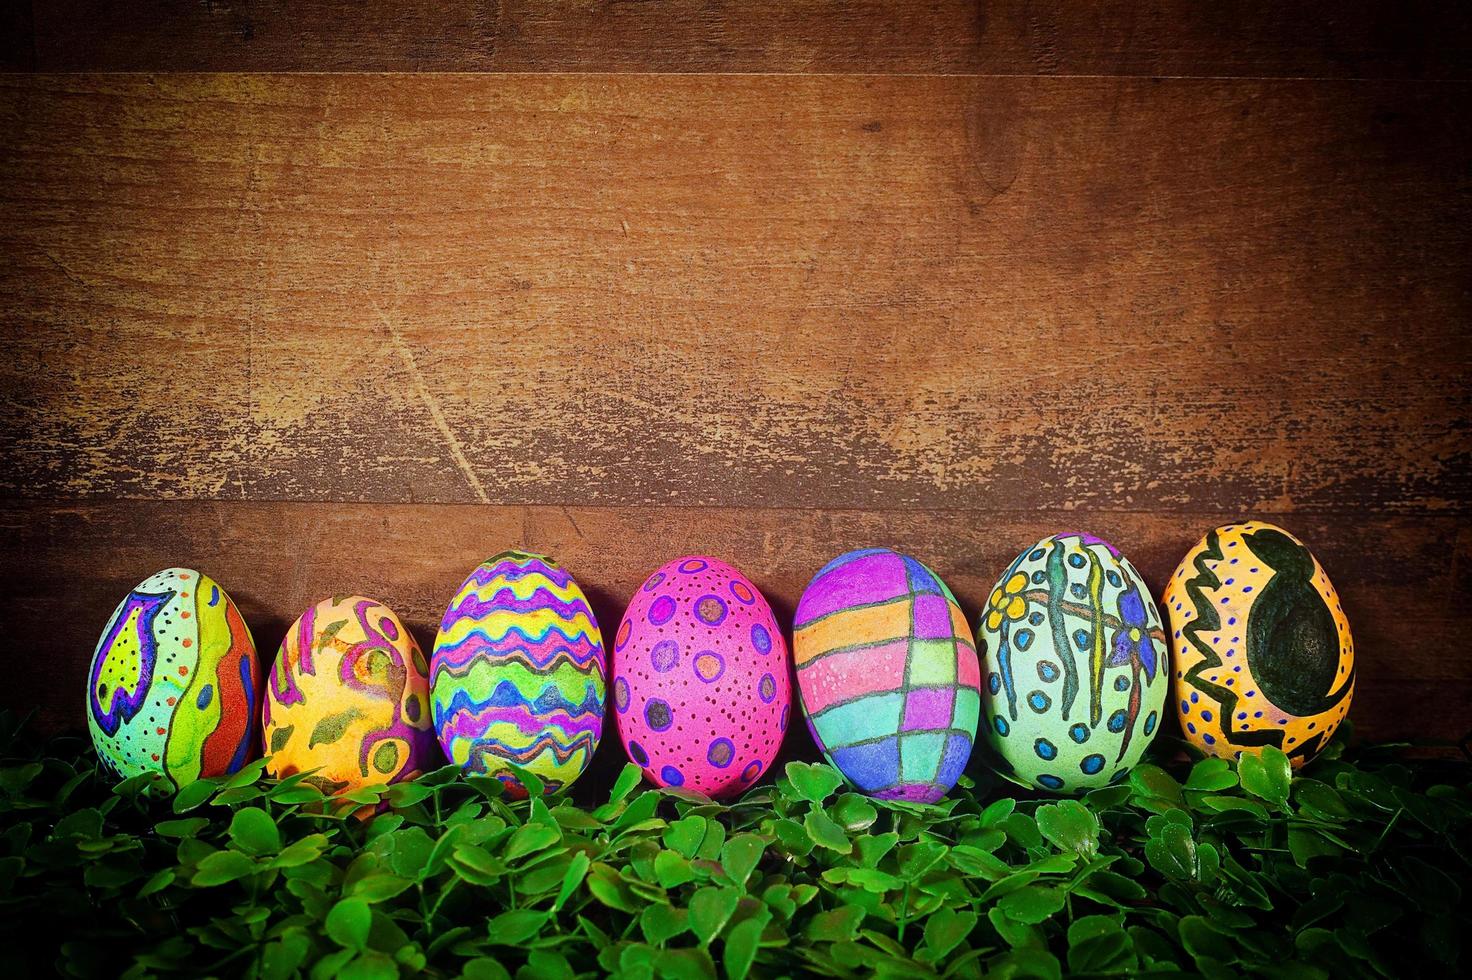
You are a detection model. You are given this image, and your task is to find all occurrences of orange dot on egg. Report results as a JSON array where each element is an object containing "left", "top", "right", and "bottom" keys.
[
  {"left": 182, "top": 639, "right": 192, "bottom": 648},
  {"left": 166, "top": 697, "right": 176, "bottom": 706},
  {"left": 178, "top": 665, "right": 189, "bottom": 675},
  {"left": 151, "top": 753, "right": 160, "bottom": 761},
  {"left": 181, "top": 611, "right": 190, "bottom": 619},
  {"left": 180, "top": 592, "right": 189, "bottom": 598},
  {"left": 156, "top": 727, "right": 165, "bottom": 735},
  {"left": 178, "top": 573, "right": 189, "bottom": 579}
]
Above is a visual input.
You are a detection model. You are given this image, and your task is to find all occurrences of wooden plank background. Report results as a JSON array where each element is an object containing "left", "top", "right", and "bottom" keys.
[{"left": 1, "top": 6, "right": 1469, "bottom": 758}]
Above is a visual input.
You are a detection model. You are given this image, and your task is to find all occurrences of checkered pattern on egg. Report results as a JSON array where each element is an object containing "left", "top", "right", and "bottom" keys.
[{"left": 793, "top": 549, "right": 982, "bottom": 805}]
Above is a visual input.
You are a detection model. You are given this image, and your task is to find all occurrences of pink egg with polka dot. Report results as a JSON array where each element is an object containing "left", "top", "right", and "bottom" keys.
[{"left": 612, "top": 556, "right": 790, "bottom": 798}]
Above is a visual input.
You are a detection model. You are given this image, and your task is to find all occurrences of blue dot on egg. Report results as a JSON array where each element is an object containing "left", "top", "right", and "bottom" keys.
[
  {"left": 1073, "top": 629, "right": 1090, "bottom": 649},
  {"left": 1106, "top": 570, "right": 1121, "bottom": 587},
  {"left": 988, "top": 672, "right": 1001, "bottom": 695},
  {"left": 1034, "top": 739, "right": 1057, "bottom": 761},
  {"left": 1114, "top": 676, "right": 1129, "bottom": 692},
  {"left": 994, "top": 716, "right": 1009, "bottom": 737},
  {"left": 1031, "top": 570, "right": 1046, "bottom": 584},
  {"left": 1037, "top": 774, "right": 1065, "bottom": 790},
  {"left": 1036, "top": 660, "right": 1058, "bottom": 682},
  {"left": 1027, "top": 691, "right": 1051, "bottom": 713},
  {"left": 1081, "top": 755, "right": 1105, "bottom": 775},
  {"left": 1070, "top": 583, "right": 1087, "bottom": 598},
  {"left": 1107, "top": 710, "right": 1127, "bottom": 733},
  {"left": 1143, "top": 711, "right": 1157, "bottom": 735},
  {"left": 660, "top": 766, "right": 685, "bottom": 787},
  {"left": 1014, "top": 629, "right": 1034, "bottom": 652},
  {"left": 1068, "top": 553, "right": 1086, "bottom": 568},
  {"left": 1069, "top": 723, "right": 1090, "bottom": 744},
  {"left": 1030, "top": 549, "right": 1045, "bottom": 561},
  {"left": 1028, "top": 611, "right": 1044, "bottom": 626}
]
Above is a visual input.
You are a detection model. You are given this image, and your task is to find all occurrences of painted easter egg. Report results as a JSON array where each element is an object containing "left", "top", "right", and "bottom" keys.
[
  {"left": 1165, "top": 521, "right": 1353, "bottom": 766},
  {"left": 263, "top": 596, "right": 438, "bottom": 795},
  {"left": 430, "top": 552, "right": 605, "bottom": 796},
  {"left": 612, "top": 556, "right": 789, "bottom": 798},
  {"left": 793, "top": 549, "right": 980, "bottom": 804},
  {"left": 86, "top": 568, "right": 261, "bottom": 788},
  {"left": 977, "top": 534, "right": 1169, "bottom": 793}
]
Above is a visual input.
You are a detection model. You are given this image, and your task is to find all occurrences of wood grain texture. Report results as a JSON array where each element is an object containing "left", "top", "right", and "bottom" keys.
[
  {"left": 2, "top": 73, "right": 1468, "bottom": 513},
  {"left": 13, "top": 1, "right": 1472, "bottom": 77},
  {"left": 4, "top": 501, "right": 1465, "bottom": 746}
]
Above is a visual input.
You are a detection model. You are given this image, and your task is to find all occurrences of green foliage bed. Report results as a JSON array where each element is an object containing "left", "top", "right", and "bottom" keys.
[{"left": 1, "top": 713, "right": 1467, "bottom": 980}]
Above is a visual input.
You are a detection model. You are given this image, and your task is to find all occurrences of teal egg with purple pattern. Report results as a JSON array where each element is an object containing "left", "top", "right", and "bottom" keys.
[{"left": 977, "top": 533, "right": 1169, "bottom": 792}]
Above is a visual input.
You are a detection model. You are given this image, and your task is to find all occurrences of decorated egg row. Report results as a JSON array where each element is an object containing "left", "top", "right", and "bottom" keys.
[{"left": 85, "top": 522, "right": 1355, "bottom": 803}]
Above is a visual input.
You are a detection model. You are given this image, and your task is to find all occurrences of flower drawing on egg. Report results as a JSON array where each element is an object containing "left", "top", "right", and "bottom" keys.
[
  {"left": 978, "top": 534, "right": 1169, "bottom": 793},
  {"left": 985, "top": 572, "right": 1029, "bottom": 632}
]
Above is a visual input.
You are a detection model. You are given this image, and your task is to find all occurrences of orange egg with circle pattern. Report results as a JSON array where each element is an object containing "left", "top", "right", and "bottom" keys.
[
  {"left": 262, "top": 595, "right": 439, "bottom": 796},
  {"left": 1163, "top": 522, "right": 1353, "bottom": 767}
]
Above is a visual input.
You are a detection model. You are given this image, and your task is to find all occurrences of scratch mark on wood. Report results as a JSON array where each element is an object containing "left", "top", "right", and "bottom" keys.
[{"left": 372, "top": 298, "right": 490, "bottom": 505}]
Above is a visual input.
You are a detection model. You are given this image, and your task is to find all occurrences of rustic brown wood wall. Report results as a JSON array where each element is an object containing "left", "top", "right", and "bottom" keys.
[{"left": 2, "top": 3, "right": 1469, "bottom": 752}]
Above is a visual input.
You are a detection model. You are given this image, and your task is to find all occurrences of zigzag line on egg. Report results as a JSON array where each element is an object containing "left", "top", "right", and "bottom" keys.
[
  {"left": 465, "top": 556, "right": 575, "bottom": 588},
  {"left": 434, "top": 618, "right": 598, "bottom": 648},
  {"left": 430, "top": 660, "right": 603, "bottom": 709},
  {"left": 460, "top": 729, "right": 598, "bottom": 767},
  {"left": 1179, "top": 529, "right": 1288, "bottom": 753},
  {"left": 444, "top": 583, "right": 594, "bottom": 619},
  {"left": 431, "top": 644, "right": 602, "bottom": 678},
  {"left": 432, "top": 624, "right": 600, "bottom": 664},
  {"left": 431, "top": 636, "right": 602, "bottom": 674},
  {"left": 435, "top": 681, "right": 604, "bottom": 722}
]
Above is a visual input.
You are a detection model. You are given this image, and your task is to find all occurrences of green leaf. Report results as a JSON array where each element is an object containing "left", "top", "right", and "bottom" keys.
[
  {"left": 785, "top": 762, "right": 844, "bottom": 804},
  {"left": 998, "top": 885, "right": 1067, "bottom": 924},
  {"left": 829, "top": 793, "right": 878, "bottom": 831},
  {"left": 1145, "top": 822, "right": 1197, "bottom": 881},
  {"left": 171, "top": 779, "right": 217, "bottom": 813},
  {"left": 1178, "top": 915, "right": 1237, "bottom": 964},
  {"left": 462, "top": 958, "right": 512, "bottom": 980},
  {"left": 922, "top": 907, "right": 977, "bottom": 960},
  {"left": 191, "top": 849, "right": 257, "bottom": 886},
  {"left": 228, "top": 807, "right": 280, "bottom": 856},
  {"left": 640, "top": 903, "right": 689, "bottom": 945},
  {"left": 136, "top": 867, "right": 174, "bottom": 897},
  {"left": 723, "top": 916, "right": 764, "bottom": 980},
  {"left": 689, "top": 886, "right": 740, "bottom": 944},
  {"left": 554, "top": 850, "right": 591, "bottom": 912},
  {"left": 1129, "top": 765, "right": 1185, "bottom": 810},
  {"left": 803, "top": 809, "right": 852, "bottom": 853},
  {"left": 720, "top": 834, "right": 766, "bottom": 888},
  {"left": 349, "top": 874, "right": 413, "bottom": 903},
  {"left": 486, "top": 909, "right": 549, "bottom": 945},
  {"left": 586, "top": 862, "right": 640, "bottom": 913},
  {"left": 1238, "top": 746, "right": 1292, "bottom": 806},
  {"left": 664, "top": 815, "right": 707, "bottom": 858},
  {"left": 806, "top": 905, "right": 865, "bottom": 942},
  {"left": 1185, "top": 758, "right": 1239, "bottom": 792},
  {"left": 1035, "top": 800, "right": 1099, "bottom": 858},
  {"left": 155, "top": 817, "right": 209, "bottom": 838},
  {"left": 326, "top": 897, "right": 372, "bottom": 949},
  {"left": 504, "top": 821, "right": 562, "bottom": 862}
]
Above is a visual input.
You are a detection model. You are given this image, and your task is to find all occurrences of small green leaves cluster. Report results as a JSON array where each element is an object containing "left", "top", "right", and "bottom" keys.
[{"left": 1, "top": 712, "right": 1469, "bottom": 979}]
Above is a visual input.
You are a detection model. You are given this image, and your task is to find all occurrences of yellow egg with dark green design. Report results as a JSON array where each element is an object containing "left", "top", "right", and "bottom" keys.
[
  {"left": 1165, "top": 521, "right": 1353, "bottom": 767},
  {"left": 262, "top": 596, "right": 439, "bottom": 795}
]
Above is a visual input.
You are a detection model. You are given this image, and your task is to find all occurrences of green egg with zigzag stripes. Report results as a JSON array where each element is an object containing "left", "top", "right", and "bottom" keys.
[
  {"left": 976, "top": 533, "right": 1169, "bottom": 793},
  {"left": 429, "top": 552, "right": 606, "bottom": 797}
]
